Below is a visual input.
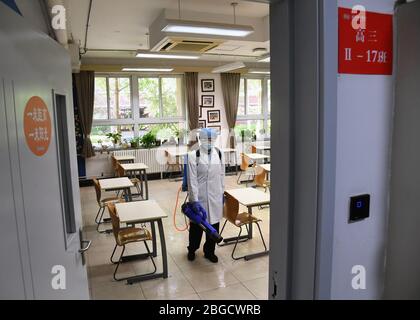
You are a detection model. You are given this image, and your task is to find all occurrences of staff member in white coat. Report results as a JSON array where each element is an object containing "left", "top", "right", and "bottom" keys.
[{"left": 187, "top": 128, "right": 225, "bottom": 263}]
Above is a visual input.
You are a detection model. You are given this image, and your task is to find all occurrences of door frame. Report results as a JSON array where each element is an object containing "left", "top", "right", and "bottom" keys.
[{"left": 268, "top": 0, "right": 338, "bottom": 299}]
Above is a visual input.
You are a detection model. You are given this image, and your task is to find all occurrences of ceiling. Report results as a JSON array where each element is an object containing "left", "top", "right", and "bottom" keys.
[{"left": 65, "top": 0, "right": 270, "bottom": 68}]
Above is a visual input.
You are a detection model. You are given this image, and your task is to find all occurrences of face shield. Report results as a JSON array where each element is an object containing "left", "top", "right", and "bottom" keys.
[{"left": 199, "top": 128, "right": 217, "bottom": 152}]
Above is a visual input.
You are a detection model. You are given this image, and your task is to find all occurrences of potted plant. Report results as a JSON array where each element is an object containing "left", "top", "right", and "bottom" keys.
[
  {"left": 140, "top": 132, "right": 157, "bottom": 149},
  {"left": 122, "top": 139, "right": 130, "bottom": 149},
  {"left": 106, "top": 132, "right": 122, "bottom": 148},
  {"left": 174, "top": 128, "right": 187, "bottom": 145},
  {"left": 130, "top": 137, "right": 141, "bottom": 149}
]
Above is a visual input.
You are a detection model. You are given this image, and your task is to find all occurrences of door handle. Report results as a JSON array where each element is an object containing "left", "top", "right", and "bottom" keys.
[
  {"left": 78, "top": 228, "right": 91, "bottom": 266},
  {"left": 79, "top": 240, "right": 91, "bottom": 253}
]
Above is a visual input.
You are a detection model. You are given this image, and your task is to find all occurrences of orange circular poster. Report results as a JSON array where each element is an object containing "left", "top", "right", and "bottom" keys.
[{"left": 23, "top": 96, "right": 52, "bottom": 157}]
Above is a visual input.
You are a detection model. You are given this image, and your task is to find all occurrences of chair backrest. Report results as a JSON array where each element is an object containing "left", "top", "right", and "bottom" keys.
[
  {"left": 92, "top": 178, "right": 102, "bottom": 205},
  {"left": 251, "top": 145, "right": 257, "bottom": 154},
  {"left": 240, "top": 153, "right": 249, "bottom": 171},
  {"left": 224, "top": 192, "right": 240, "bottom": 224},
  {"left": 117, "top": 163, "right": 126, "bottom": 178},
  {"left": 254, "top": 167, "right": 267, "bottom": 187},
  {"left": 112, "top": 156, "right": 119, "bottom": 176},
  {"left": 165, "top": 150, "right": 175, "bottom": 165},
  {"left": 107, "top": 203, "right": 121, "bottom": 243}
]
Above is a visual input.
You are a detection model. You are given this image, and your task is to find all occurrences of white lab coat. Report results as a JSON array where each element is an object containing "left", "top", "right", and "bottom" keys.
[{"left": 187, "top": 146, "right": 225, "bottom": 225}]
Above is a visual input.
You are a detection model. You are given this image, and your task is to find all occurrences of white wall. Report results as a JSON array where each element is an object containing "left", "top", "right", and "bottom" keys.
[
  {"left": 331, "top": 0, "right": 396, "bottom": 299},
  {"left": 197, "top": 73, "right": 230, "bottom": 148},
  {"left": 15, "top": 0, "right": 50, "bottom": 35}
]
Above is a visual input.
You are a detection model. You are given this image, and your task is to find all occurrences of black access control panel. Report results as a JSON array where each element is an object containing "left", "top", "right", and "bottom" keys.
[{"left": 349, "top": 194, "right": 370, "bottom": 223}]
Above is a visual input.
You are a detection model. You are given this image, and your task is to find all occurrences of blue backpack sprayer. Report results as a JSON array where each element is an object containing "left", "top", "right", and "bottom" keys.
[{"left": 173, "top": 150, "right": 223, "bottom": 244}]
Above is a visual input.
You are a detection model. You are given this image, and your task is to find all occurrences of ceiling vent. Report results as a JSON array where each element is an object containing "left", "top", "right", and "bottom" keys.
[{"left": 153, "top": 37, "right": 223, "bottom": 53}]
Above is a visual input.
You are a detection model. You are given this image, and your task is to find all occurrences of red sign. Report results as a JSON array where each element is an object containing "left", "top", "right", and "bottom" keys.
[
  {"left": 24, "top": 96, "right": 52, "bottom": 157},
  {"left": 338, "top": 7, "right": 393, "bottom": 75}
]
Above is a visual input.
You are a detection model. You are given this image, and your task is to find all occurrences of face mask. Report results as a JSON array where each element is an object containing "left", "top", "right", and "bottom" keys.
[{"left": 201, "top": 140, "right": 214, "bottom": 151}]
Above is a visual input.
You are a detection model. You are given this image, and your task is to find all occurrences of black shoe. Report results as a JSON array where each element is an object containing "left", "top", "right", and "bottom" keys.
[
  {"left": 188, "top": 251, "right": 196, "bottom": 261},
  {"left": 204, "top": 253, "right": 219, "bottom": 263}
]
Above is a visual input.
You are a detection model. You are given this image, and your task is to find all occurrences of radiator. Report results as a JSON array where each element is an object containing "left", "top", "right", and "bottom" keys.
[{"left": 113, "top": 149, "right": 167, "bottom": 174}]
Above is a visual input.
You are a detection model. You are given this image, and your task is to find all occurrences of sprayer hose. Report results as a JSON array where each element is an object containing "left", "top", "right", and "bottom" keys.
[{"left": 173, "top": 186, "right": 189, "bottom": 232}]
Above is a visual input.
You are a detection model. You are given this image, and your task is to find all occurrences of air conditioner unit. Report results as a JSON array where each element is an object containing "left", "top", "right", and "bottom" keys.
[{"left": 152, "top": 36, "right": 223, "bottom": 53}]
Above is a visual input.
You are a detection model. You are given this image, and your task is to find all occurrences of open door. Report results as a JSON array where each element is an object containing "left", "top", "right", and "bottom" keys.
[
  {"left": 385, "top": 0, "right": 420, "bottom": 300},
  {"left": 0, "top": 4, "right": 90, "bottom": 299}
]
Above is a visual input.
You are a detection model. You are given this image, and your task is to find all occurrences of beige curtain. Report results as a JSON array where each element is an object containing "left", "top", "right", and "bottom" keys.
[
  {"left": 221, "top": 73, "right": 241, "bottom": 148},
  {"left": 185, "top": 72, "right": 200, "bottom": 145},
  {"left": 73, "top": 71, "right": 96, "bottom": 158},
  {"left": 185, "top": 72, "right": 199, "bottom": 130}
]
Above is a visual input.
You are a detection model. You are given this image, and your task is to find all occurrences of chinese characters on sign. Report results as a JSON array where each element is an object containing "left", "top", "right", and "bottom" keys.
[
  {"left": 338, "top": 7, "right": 393, "bottom": 75},
  {"left": 24, "top": 96, "right": 52, "bottom": 156}
]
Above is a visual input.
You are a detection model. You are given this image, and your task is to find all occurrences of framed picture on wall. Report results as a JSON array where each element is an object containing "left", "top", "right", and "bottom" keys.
[
  {"left": 201, "top": 95, "right": 214, "bottom": 108},
  {"left": 199, "top": 120, "right": 207, "bottom": 129},
  {"left": 207, "top": 110, "right": 221, "bottom": 123},
  {"left": 208, "top": 125, "right": 221, "bottom": 135},
  {"left": 201, "top": 79, "right": 215, "bottom": 92},
  {"left": 199, "top": 106, "right": 203, "bottom": 118}
]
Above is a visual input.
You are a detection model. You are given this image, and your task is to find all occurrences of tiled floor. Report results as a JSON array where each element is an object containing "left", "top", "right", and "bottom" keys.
[{"left": 80, "top": 175, "right": 270, "bottom": 300}]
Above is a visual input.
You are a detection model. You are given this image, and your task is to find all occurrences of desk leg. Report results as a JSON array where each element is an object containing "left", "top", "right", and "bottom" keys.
[
  {"left": 157, "top": 219, "right": 168, "bottom": 279},
  {"left": 125, "top": 188, "right": 133, "bottom": 202},
  {"left": 151, "top": 221, "right": 157, "bottom": 257},
  {"left": 248, "top": 206, "right": 253, "bottom": 240},
  {"left": 139, "top": 169, "right": 144, "bottom": 199},
  {"left": 124, "top": 219, "right": 168, "bottom": 284},
  {"left": 143, "top": 169, "right": 149, "bottom": 200}
]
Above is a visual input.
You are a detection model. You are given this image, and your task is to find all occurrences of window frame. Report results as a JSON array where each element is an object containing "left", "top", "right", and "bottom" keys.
[
  {"left": 237, "top": 75, "right": 271, "bottom": 133},
  {"left": 93, "top": 75, "right": 133, "bottom": 121},
  {"left": 93, "top": 73, "right": 186, "bottom": 140}
]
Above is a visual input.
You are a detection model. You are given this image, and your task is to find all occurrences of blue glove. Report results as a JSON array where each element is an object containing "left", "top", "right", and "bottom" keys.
[
  {"left": 191, "top": 202, "right": 207, "bottom": 221},
  {"left": 191, "top": 202, "right": 202, "bottom": 214}
]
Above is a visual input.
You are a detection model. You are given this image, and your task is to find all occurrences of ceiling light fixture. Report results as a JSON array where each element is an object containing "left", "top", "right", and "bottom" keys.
[
  {"left": 212, "top": 61, "right": 246, "bottom": 73},
  {"left": 136, "top": 51, "right": 199, "bottom": 60},
  {"left": 122, "top": 67, "right": 174, "bottom": 72},
  {"left": 162, "top": 3, "right": 253, "bottom": 38},
  {"left": 248, "top": 68, "right": 270, "bottom": 75},
  {"left": 162, "top": 21, "right": 254, "bottom": 37}
]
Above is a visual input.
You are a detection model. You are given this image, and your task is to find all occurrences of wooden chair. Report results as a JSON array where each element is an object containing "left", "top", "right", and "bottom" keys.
[
  {"left": 107, "top": 203, "right": 156, "bottom": 281},
  {"left": 219, "top": 192, "right": 267, "bottom": 260},
  {"left": 111, "top": 156, "right": 118, "bottom": 177},
  {"left": 254, "top": 166, "right": 271, "bottom": 192},
  {"left": 92, "top": 178, "right": 124, "bottom": 233},
  {"left": 237, "top": 153, "right": 256, "bottom": 185},
  {"left": 117, "top": 163, "right": 142, "bottom": 196},
  {"left": 165, "top": 151, "right": 182, "bottom": 180}
]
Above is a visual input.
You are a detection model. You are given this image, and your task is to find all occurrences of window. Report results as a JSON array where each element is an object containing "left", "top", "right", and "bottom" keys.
[
  {"left": 162, "top": 77, "right": 183, "bottom": 117},
  {"left": 94, "top": 76, "right": 132, "bottom": 120},
  {"left": 247, "top": 79, "right": 262, "bottom": 115},
  {"left": 138, "top": 76, "right": 184, "bottom": 119},
  {"left": 236, "top": 76, "right": 270, "bottom": 138},
  {"left": 138, "top": 77, "right": 160, "bottom": 118},
  {"left": 94, "top": 77, "right": 108, "bottom": 120},
  {"left": 238, "top": 78, "right": 263, "bottom": 116},
  {"left": 138, "top": 122, "right": 184, "bottom": 141},
  {"left": 92, "top": 74, "right": 186, "bottom": 149},
  {"left": 267, "top": 79, "right": 271, "bottom": 115},
  {"left": 235, "top": 120, "right": 265, "bottom": 139},
  {"left": 238, "top": 79, "right": 246, "bottom": 116},
  {"left": 109, "top": 77, "right": 132, "bottom": 119},
  {"left": 91, "top": 125, "right": 135, "bottom": 147}
]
